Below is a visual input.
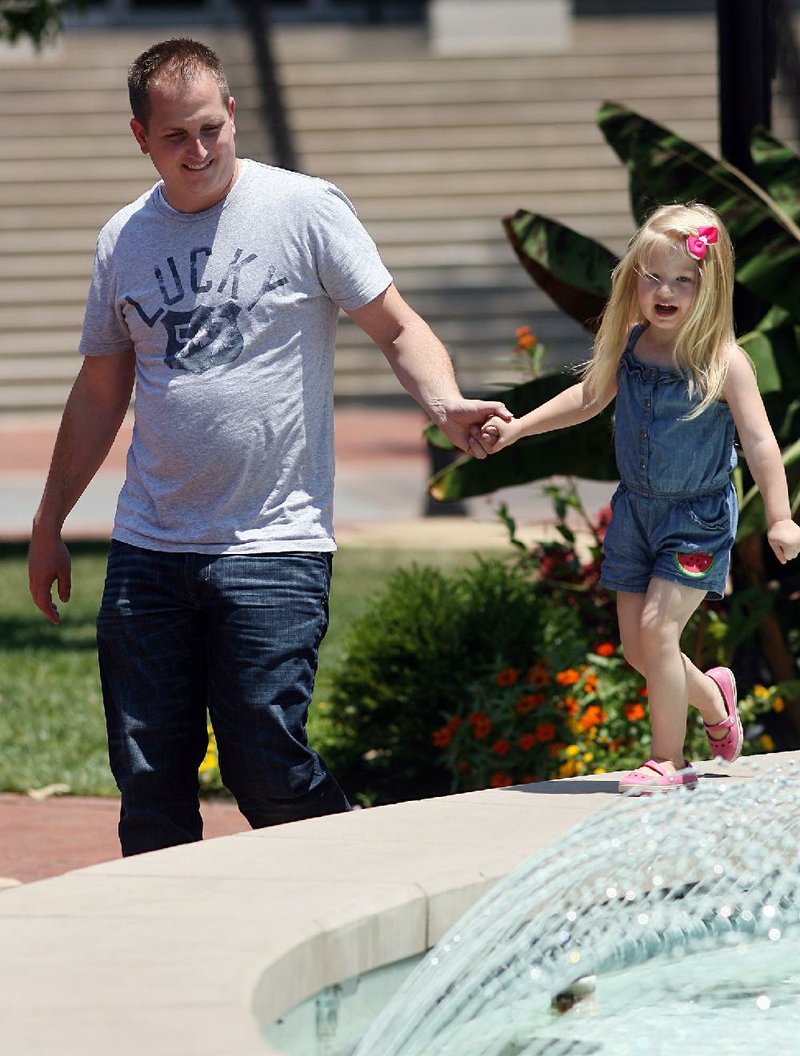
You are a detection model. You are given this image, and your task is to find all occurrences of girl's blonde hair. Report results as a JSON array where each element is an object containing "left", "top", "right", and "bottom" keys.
[{"left": 583, "top": 202, "right": 736, "bottom": 417}]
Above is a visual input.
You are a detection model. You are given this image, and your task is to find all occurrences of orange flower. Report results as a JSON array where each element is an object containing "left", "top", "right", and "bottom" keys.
[
  {"left": 595, "top": 642, "right": 615, "bottom": 657},
  {"left": 556, "top": 669, "right": 580, "bottom": 686},
  {"left": 527, "top": 662, "right": 550, "bottom": 687},
  {"left": 515, "top": 325, "right": 532, "bottom": 338},
  {"left": 535, "top": 721, "right": 557, "bottom": 743},
  {"left": 561, "top": 695, "right": 579, "bottom": 716},
  {"left": 579, "top": 704, "right": 606, "bottom": 730},
  {"left": 517, "top": 333, "right": 537, "bottom": 349},
  {"left": 582, "top": 673, "right": 598, "bottom": 694},
  {"left": 624, "top": 702, "right": 646, "bottom": 721},
  {"left": 640, "top": 687, "right": 648, "bottom": 698},
  {"left": 490, "top": 770, "right": 514, "bottom": 788},
  {"left": 514, "top": 693, "right": 544, "bottom": 715},
  {"left": 496, "top": 667, "right": 519, "bottom": 687},
  {"left": 518, "top": 732, "right": 536, "bottom": 751},
  {"left": 492, "top": 738, "right": 512, "bottom": 757}
]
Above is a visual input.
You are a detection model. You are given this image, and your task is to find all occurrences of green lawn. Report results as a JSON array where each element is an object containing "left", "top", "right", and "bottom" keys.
[{"left": 0, "top": 541, "right": 479, "bottom": 796}]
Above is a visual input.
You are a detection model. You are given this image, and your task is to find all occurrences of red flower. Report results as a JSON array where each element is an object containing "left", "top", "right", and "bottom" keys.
[
  {"left": 595, "top": 642, "right": 615, "bottom": 657},
  {"left": 535, "top": 722, "right": 557, "bottom": 743},
  {"left": 490, "top": 771, "right": 514, "bottom": 788},
  {"left": 518, "top": 732, "right": 536, "bottom": 751},
  {"left": 514, "top": 693, "right": 544, "bottom": 715},
  {"left": 492, "top": 738, "right": 512, "bottom": 757},
  {"left": 527, "top": 663, "right": 550, "bottom": 687},
  {"left": 496, "top": 667, "right": 519, "bottom": 688}
]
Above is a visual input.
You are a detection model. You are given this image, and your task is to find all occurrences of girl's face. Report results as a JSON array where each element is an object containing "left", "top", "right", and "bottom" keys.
[{"left": 636, "top": 242, "right": 698, "bottom": 337}]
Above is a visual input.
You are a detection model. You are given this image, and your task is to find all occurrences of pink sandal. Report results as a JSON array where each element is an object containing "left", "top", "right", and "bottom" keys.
[
  {"left": 618, "top": 759, "right": 698, "bottom": 795},
  {"left": 704, "top": 667, "right": 743, "bottom": 762}
]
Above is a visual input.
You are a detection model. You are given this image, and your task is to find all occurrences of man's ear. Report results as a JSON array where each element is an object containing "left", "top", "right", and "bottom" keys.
[
  {"left": 130, "top": 117, "right": 150, "bottom": 155},
  {"left": 228, "top": 96, "right": 236, "bottom": 132}
]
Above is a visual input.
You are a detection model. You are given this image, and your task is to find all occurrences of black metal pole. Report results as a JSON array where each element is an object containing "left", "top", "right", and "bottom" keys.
[
  {"left": 236, "top": 0, "right": 299, "bottom": 173},
  {"left": 716, "top": 0, "right": 774, "bottom": 334}
]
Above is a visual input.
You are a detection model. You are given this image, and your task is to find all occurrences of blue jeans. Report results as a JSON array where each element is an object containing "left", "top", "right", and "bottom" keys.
[{"left": 96, "top": 542, "right": 350, "bottom": 856}]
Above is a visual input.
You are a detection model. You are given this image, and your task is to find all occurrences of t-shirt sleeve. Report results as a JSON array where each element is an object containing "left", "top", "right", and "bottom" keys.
[
  {"left": 310, "top": 184, "right": 393, "bottom": 311},
  {"left": 78, "top": 230, "right": 134, "bottom": 358}
]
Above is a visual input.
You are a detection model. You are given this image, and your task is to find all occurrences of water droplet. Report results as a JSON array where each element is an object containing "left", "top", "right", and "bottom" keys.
[{"left": 756, "top": 995, "right": 771, "bottom": 1010}]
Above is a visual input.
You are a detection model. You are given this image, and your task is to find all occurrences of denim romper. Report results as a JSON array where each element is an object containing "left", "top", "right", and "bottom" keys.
[{"left": 599, "top": 324, "right": 738, "bottom": 600}]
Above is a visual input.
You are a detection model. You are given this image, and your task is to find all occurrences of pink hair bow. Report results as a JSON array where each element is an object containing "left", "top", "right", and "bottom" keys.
[{"left": 686, "top": 225, "right": 718, "bottom": 260}]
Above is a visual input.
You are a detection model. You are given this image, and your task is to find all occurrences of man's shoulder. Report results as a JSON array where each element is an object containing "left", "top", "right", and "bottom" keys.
[
  {"left": 96, "top": 184, "right": 160, "bottom": 246},
  {"left": 242, "top": 159, "right": 342, "bottom": 206}
]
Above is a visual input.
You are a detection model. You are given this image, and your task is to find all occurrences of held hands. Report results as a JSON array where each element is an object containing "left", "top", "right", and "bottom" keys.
[
  {"left": 433, "top": 398, "right": 513, "bottom": 459},
  {"left": 767, "top": 519, "right": 800, "bottom": 564},
  {"left": 469, "top": 414, "right": 520, "bottom": 455}
]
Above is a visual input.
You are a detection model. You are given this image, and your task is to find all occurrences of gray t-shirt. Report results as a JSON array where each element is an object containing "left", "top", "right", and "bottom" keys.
[{"left": 79, "top": 160, "right": 392, "bottom": 553}]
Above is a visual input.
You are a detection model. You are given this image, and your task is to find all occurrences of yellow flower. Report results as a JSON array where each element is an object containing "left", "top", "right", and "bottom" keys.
[
  {"left": 559, "top": 760, "right": 578, "bottom": 778},
  {"left": 583, "top": 752, "right": 594, "bottom": 763},
  {"left": 754, "top": 684, "right": 769, "bottom": 699},
  {"left": 760, "top": 734, "right": 775, "bottom": 751},
  {"left": 565, "top": 744, "right": 581, "bottom": 757},
  {"left": 773, "top": 696, "right": 785, "bottom": 713},
  {"left": 593, "top": 767, "right": 607, "bottom": 774}
]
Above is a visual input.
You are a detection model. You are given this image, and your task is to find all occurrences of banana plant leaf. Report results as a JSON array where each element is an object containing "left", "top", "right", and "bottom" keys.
[
  {"left": 749, "top": 127, "right": 800, "bottom": 224},
  {"left": 597, "top": 102, "right": 800, "bottom": 320},
  {"left": 428, "top": 413, "right": 618, "bottom": 502},
  {"left": 502, "top": 211, "right": 616, "bottom": 332},
  {"left": 737, "top": 435, "right": 800, "bottom": 541},
  {"left": 427, "top": 372, "right": 618, "bottom": 502},
  {"left": 740, "top": 324, "right": 800, "bottom": 396}
]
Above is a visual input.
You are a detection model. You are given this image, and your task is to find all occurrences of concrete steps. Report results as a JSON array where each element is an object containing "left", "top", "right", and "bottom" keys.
[{"left": 0, "top": 15, "right": 796, "bottom": 414}]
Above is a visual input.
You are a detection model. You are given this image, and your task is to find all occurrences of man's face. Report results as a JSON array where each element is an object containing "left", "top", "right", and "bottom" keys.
[{"left": 130, "top": 70, "right": 238, "bottom": 213}]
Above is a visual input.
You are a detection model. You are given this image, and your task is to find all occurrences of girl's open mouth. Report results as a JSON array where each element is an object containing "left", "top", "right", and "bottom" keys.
[{"left": 655, "top": 304, "right": 678, "bottom": 317}]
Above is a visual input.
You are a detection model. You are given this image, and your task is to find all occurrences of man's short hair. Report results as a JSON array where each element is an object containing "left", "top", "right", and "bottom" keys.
[{"left": 128, "top": 38, "right": 230, "bottom": 127}]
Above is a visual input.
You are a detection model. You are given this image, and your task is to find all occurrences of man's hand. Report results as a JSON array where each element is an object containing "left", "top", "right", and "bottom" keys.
[
  {"left": 29, "top": 530, "right": 72, "bottom": 625},
  {"left": 433, "top": 398, "right": 512, "bottom": 460}
]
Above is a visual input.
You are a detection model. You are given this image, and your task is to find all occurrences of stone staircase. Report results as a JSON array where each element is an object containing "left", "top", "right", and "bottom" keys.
[{"left": 0, "top": 14, "right": 796, "bottom": 414}]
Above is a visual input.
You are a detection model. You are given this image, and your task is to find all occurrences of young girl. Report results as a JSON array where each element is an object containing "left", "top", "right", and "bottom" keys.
[{"left": 479, "top": 203, "right": 800, "bottom": 793}]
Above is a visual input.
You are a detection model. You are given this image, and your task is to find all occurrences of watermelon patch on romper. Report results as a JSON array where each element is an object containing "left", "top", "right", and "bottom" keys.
[{"left": 674, "top": 551, "right": 715, "bottom": 578}]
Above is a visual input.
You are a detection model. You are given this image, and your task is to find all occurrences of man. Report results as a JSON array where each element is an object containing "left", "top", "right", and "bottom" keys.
[{"left": 28, "top": 38, "right": 510, "bottom": 856}]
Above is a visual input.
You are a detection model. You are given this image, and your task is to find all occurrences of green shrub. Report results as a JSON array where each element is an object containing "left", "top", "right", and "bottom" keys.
[{"left": 324, "top": 558, "right": 543, "bottom": 805}]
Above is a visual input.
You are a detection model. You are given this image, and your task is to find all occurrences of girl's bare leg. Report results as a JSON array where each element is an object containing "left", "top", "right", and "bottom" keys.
[{"left": 616, "top": 580, "right": 725, "bottom": 771}]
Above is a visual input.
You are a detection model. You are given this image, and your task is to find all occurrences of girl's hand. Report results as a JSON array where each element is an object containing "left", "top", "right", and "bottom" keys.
[
  {"left": 767, "top": 519, "right": 800, "bottom": 564},
  {"left": 477, "top": 414, "right": 518, "bottom": 454}
]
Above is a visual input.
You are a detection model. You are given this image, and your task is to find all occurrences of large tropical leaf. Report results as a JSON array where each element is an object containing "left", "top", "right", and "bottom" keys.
[
  {"left": 740, "top": 324, "right": 800, "bottom": 396},
  {"left": 426, "top": 372, "right": 618, "bottom": 501},
  {"left": 597, "top": 102, "right": 800, "bottom": 320},
  {"left": 502, "top": 211, "right": 616, "bottom": 332},
  {"left": 749, "top": 127, "right": 800, "bottom": 224}
]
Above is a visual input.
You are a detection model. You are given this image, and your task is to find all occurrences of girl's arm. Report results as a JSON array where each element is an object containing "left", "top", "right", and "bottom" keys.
[
  {"left": 724, "top": 345, "right": 800, "bottom": 564},
  {"left": 479, "top": 378, "right": 616, "bottom": 454}
]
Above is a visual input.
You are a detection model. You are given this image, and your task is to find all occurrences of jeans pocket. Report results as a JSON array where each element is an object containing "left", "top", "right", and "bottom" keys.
[{"left": 682, "top": 493, "right": 729, "bottom": 533}]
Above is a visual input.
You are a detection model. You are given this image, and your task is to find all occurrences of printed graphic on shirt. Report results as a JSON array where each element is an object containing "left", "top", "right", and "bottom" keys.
[
  {"left": 124, "top": 247, "right": 288, "bottom": 375},
  {"left": 674, "top": 551, "right": 715, "bottom": 579}
]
